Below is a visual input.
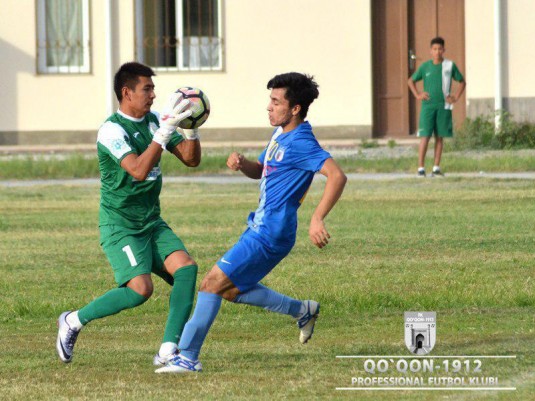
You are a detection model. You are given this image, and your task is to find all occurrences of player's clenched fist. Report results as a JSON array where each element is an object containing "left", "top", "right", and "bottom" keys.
[{"left": 227, "top": 152, "right": 244, "bottom": 171}]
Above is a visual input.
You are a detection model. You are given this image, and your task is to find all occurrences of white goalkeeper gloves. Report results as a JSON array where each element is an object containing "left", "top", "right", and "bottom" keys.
[
  {"left": 182, "top": 128, "right": 199, "bottom": 140},
  {"left": 153, "top": 93, "right": 192, "bottom": 149}
]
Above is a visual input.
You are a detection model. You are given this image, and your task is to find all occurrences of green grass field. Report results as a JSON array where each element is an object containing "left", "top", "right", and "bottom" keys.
[
  {"left": 2, "top": 148, "right": 535, "bottom": 179},
  {"left": 0, "top": 178, "right": 533, "bottom": 400}
]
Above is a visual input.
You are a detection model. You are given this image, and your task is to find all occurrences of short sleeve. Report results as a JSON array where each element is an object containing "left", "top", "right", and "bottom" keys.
[
  {"left": 289, "top": 137, "right": 331, "bottom": 172},
  {"left": 97, "top": 121, "right": 134, "bottom": 164},
  {"left": 258, "top": 148, "right": 267, "bottom": 164},
  {"left": 166, "top": 130, "right": 185, "bottom": 150},
  {"left": 411, "top": 64, "right": 424, "bottom": 82},
  {"left": 452, "top": 63, "right": 464, "bottom": 82}
]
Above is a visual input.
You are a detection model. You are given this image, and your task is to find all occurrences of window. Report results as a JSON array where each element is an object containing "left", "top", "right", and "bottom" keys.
[
  {"left": 36, "top": 0, "right": 91, "bottom": 74},
  {"left": 135, "top": 0, "right": 223, "bottom": 71}
]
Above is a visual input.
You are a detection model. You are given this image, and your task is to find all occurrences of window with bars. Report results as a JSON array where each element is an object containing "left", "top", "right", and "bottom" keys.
[
  {"left": 135, "top": 0, "right": 223, "bottom": 71},
  {"left": 36, "top": 0, "right": 91, "bottom": 74}
]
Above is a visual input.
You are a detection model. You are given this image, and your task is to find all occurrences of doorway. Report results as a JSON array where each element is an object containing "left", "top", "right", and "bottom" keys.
[{"left": 372, "top": 0, "right": 466, "bottom": 137}]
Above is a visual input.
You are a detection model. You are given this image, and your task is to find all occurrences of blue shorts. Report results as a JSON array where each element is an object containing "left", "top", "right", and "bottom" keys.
[{"left": 216, "top": 229, "right": 293, "bottom": 292}]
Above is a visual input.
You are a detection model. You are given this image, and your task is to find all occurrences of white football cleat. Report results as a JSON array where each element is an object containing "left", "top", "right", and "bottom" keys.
[
  {"left": 297, "top": 300, "right": 320, "bottom": 344},
  {"left": 155, "top": 354, "right": 203, "bottom": 373},
  {"left": 56, "top": 311, "right": 81, "bottom": 363},
  {"left": 153, "top": 349, "right": 179, "bottom": 366}
]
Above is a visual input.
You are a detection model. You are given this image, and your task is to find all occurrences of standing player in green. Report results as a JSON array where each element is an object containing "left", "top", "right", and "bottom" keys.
[
  {"left": 56, "top": 62, "right": 201, "bottom": 366},
  {"left": 408, "top": 36, "right": 466, "bottom": 177}
]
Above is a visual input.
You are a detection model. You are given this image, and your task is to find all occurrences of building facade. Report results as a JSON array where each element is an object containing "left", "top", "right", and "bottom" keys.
[{"left": 0, "top": 0, "right": 533, "bottom": 145}]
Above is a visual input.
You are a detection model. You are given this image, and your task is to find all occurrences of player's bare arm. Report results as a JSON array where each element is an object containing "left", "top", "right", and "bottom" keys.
[
  {"left": 120, "top": 143, "right": 165, "bottom": 181},
  {"left": 408, "top": 78, "right": 430, "bottom": 101},
  {"left": 227, "top": 152, "right": 263, "bottom": 179},
  {"left": 309, "top": 158, "right": 347, "bottom": 249},
  {"left": 171, "top": 137, "right": 201, "bottom": 167},
  {"left": 446, "top": 80, "right": 466, "bottom": 104}
]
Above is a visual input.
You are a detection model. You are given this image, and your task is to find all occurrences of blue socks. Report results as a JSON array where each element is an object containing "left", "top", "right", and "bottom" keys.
[
  {"left": 233, "top": 284, "right": 302, "bottom": 318},
  {"left": 178, "top": 291, "right": 222, "bottom": 361},
  {"left": 179, "top": 286, "right": 302, "bottom": 361}
]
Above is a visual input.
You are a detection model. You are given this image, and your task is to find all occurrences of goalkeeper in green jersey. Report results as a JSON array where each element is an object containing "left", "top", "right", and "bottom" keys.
[{"left": 56, "top": 62, "right": 201, "bottom": 366}]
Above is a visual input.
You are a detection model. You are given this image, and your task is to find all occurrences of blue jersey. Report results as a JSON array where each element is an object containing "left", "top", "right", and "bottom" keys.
[{"left": 248, "top": 122, "right": 331, "bottom": 245}]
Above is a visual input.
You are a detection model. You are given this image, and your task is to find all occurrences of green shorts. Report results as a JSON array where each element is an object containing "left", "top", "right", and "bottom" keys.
[
  {"left": 417, "top": 107, "right": 453, "bottom": 137},
  {"left": 100, "top": 219, "right": 187, "bottom": 287}
]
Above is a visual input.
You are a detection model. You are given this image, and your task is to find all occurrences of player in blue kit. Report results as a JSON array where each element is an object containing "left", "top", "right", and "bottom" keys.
[{"left": 156, "top": 72, "right": 347, "bottom": 373}]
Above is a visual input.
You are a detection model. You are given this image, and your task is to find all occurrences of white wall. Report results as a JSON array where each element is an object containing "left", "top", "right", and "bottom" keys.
[
  {"left": 0, "top": 1, "right": 109, "bottom": 131},
  {"left": 465, "top": 0, "right": 535, "bottom": 99},
  {"left": 504, "top": 0, "right": 535, "bottom": 98},
  {"left": 152, "top": 0, "right": 372, "bottom": 129},
  {"left": 0, "top": 0, "right": 371, "bottom": 134},
  {"left": 465, "top": 0, "right": 494, "bottom": 99}
]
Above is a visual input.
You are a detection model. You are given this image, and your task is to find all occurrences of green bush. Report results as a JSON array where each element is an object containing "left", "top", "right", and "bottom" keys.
[
  {"left": 496, "top": 114, "right": 535, "bottom": 149},
  {"left": 360, "top": 138, "right": 380, "bottom": 148},
  {"left": 450, "top": 112, "right": 535, "bottom": 150}
]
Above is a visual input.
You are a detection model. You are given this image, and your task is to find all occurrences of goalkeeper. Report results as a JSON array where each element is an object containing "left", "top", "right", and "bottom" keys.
[{"left": 56, "top": 62, "right": 201, "bottom": 367}]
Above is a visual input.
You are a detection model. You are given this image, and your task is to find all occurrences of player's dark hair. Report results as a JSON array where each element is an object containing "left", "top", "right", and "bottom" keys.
[
  {"left": 267, "top": 72, "right": 319, "bottom": 119},
  {"left": 114, "top": 62, "right": 155, "bottom": 101},
  {"left": 430, "top": 37, "right": 445, "bottom": 47}
]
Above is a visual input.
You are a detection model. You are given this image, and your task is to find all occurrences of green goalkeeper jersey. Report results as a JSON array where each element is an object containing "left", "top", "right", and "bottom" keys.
[{"left": 96, "top": 110, "right": 184, "bottom": 229}]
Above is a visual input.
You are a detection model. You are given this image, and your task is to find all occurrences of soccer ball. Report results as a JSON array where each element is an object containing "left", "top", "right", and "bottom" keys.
[{"left": 176, "top": 87, "right": 210, "bottom": 129}]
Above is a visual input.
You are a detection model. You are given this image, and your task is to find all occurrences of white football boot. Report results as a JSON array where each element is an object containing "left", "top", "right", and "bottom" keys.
[
  {"left": 297, "top": 300, "right": 320, "bottom": 344},
  {"left": 155, "top": 354, "right": 203, "bottom": 373},
  {"left": 56, "top": 311, "right": 81, "bottom": 363},
  {"left": 153, "top": 349, "right": 179, "bottom": 366}
]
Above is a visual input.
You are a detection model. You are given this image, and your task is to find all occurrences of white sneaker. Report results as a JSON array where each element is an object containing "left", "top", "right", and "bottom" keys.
[
  {"left": 56, "top": 311, "right": 80, "bottom": 363},
  {"left": 153, "top": 349, "right": 179, "bottom": 366},
  {"left": 155, "top": 354, "right": 203, "bottom": 373},
  {"left": 297, "top": 300, "right": 320, "bottom": 344}
]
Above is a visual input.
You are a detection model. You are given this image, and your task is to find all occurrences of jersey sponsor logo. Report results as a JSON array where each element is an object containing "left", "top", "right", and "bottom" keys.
[
  {"left": 220, "top": 257, "right": 231, "bottom": 265},
  {"left": 262, "top": 165, "right": 277, "bottom": 177},
  {"left": 133, "top": 132, "right": 140, "bottom": 139},
  {"left": 146, "top": 166, "right": 161, "bottom": 180},
  {"left": 132, "top": 166, "right": 161, "bottom": 182}
]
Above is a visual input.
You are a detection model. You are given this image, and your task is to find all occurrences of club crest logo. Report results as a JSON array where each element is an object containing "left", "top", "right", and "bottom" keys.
[
  {"left": 404, "top": 312, "right": 436, "bottom": 355},
  {"left": 111, "top": 138, "right": 127, "bottom": 151},
  {"left": 275, "top": 148, "right": 285, "bottom": 162}
]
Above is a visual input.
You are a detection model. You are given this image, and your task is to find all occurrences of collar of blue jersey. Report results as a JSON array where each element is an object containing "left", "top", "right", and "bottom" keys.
[{"left": 272, "top": 121, "right": 312, "bottom": 136}]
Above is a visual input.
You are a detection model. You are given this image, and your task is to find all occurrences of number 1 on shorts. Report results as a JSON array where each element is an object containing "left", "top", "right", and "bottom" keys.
[{"left": 122, "top": 245, "right": 138, "bottom": 267}]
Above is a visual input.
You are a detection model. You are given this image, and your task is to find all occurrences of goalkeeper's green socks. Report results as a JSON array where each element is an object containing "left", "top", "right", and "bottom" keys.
[
  {"left": 77, "top": 287, "right": 148, "bottom": 325},
  {"left": 161, "top": 264, "right": 198, "bottom": 347},
  {"left": 71, "top": 265, "right": 197, "bottom": 356}
]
